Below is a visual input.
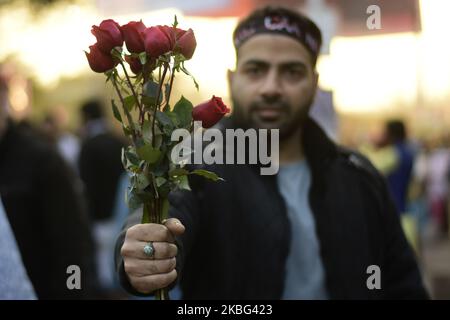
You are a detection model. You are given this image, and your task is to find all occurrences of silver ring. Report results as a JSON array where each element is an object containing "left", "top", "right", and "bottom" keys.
[{"left": 143, "top": 242, "right": 155, "bottom": 258}]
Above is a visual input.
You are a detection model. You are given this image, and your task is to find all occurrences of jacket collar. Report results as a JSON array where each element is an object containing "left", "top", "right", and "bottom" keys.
[{"left": 218, "top": 115, "right": 338, "bottom": 177}]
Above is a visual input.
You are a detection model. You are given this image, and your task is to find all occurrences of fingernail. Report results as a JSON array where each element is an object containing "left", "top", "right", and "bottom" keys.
[{"left": 162, "top": 219, "right": 168, "bottom": 224}]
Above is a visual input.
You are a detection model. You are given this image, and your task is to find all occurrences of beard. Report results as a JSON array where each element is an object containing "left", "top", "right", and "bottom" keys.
[{"left": 231, "top": 93, "right": 315, "bottom": 141}]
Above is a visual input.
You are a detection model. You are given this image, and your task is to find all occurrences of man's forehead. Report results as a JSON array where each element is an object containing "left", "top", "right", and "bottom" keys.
[{"left": 236, "top": 34, "right": 312, "bottom": 66}]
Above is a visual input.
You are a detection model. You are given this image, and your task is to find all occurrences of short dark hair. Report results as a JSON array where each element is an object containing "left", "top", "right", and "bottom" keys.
[
  {"left": 233, "top": 6, "right": 322, "bottom": 66},
  {"left": 81, "top": 99, "right": 104, "bottom": 121},
  {"left": 386, "top": 120, "right": 407, "bottom": 143}
]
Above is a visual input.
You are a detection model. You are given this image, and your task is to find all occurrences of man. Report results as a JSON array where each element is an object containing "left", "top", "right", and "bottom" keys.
[
  {"left": 78, "top": 99, "right": 126, "bottom": 292},
  {"left": 79, "top": 99, "right": 125, "bottom": 222},
  {"left": 383, "top": 120, "right": 415, "bottom": 215},
  {"left": 115, "top": 6, "right": 428, "bottom": 299},
  {"left": 0, "top": 71, "right": 96, "bottom": 299}
]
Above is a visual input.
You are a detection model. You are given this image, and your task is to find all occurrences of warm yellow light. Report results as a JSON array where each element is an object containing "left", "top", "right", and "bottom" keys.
[
  {"left": 322, "top": 33, "right": 419, "bottom": 113},
  {"left": 1, "top": 0, "right": 449, "bottom": 114},
  {"left": 9, "top": 77, "right": 29, "bottom": 112}
]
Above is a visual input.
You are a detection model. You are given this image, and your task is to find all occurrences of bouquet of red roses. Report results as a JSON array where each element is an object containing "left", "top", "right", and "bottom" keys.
[{"left": 85, "top": 17, "right": 229, "bottom": 299}]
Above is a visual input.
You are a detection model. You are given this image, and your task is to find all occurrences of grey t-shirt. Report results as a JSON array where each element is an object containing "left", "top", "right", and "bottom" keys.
[{"left": 277, "top": 160, "right": 328, "bottom": 299}]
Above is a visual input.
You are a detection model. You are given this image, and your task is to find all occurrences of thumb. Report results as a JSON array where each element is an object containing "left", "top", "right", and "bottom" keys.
[{"left": 163, "top": 218, "right": 185, "bottom": 237}]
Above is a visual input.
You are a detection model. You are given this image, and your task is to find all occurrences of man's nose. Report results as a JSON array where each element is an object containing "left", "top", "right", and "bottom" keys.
[{"left": 259, "top": 70, "right": 282, "bottom": 102}]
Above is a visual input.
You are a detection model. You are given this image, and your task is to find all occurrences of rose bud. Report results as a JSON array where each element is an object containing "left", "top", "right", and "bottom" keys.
[
  {"left": 85, "top": 43, "right": 117, "bottom": 73},
  {"left": 121, "top": 20, "right": 146, "bottom": 53},
  {"left": 174, "top": 28, "right": 196, "bottom": 60},
  {"left": 91, "top": 19, "right": 123, "bottom": 54},
  {"left": 192, "top": 96, "right": 230, "bottom": 128},
  {"left": 125, "top": 55, "right": 142, "bottom": 74},
  {"left": 142, "top": 26, "right": 173, "bottom": 59}
]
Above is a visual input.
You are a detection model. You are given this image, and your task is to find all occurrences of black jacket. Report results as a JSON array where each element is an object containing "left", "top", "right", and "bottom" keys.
[
  {"left": 0, "top": 122, "right": 96, "bottom": 299},
  {"left": 79, "top": 131, "right": 125, "bottom": 221},
  {"left": 115, "top": 117, "right": 428, "bottom": 299}
]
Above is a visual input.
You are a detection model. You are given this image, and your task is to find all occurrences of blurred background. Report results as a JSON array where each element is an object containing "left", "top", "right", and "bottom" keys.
[{"left": 0, "top": 0, "right": 449, "bottom": 299}]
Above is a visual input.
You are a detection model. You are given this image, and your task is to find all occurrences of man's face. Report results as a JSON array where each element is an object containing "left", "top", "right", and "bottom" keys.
[{"left": 228, "top": 34, "right": 318, "bottom": 139}]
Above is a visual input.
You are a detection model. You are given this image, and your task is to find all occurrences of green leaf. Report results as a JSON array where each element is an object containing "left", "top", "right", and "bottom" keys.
[
  {"left": 166, "top": 112, "right": 179, "bottom": 127},
  {"left": 173, "top": 14, "right": 178, "bottom": 28},
  {"left": 127, "top": 189, "right": 143, "bottom": 212},
  {"left": 125, "top": 149, "right": 140, "bottom": 166},
  {"left": 176, "top": 175, "right": 191, "bottom": 191},
  {"left": 169, "top": 168, "right": 189, "bottom": 178},
  {"left": 142, "top": 95, "right": 156, "bottom": 110},
  {"left": 190, "top": 169, "right": 224, "bottom": 182},
  {"left": 173, "top": 96, "right": 193, "bottom": 128},
  {"left": 155, "top": 177, "right": 167, "bottom": 187},
  {"left": 122, "top": 125, "right": 132, "bottom": 138},
  {"left": 105, "top": 69, "right": 114, "bottom": 83},
  {"left": 135, "top": 173, "right": 151, "bottom": 190},
  {"left": 111, "top": 47, "right": 123, "bottom": 61},
  {"left": 139, "top": 52, "right": 147, "bottom": 65},
  {"left": 123, "top": 95, "right": 136, "bottom": 112},
  {"left": 180, "top": 63, "right": 199, "bottom": 90},
  {"left": 163, "top": 83, "right": 171, "bottom": 113},
  {"left": 142, "top": 119, "right": 163, "bottom": 148},
  {"left": 136, "top": 144, "right": 161, "bottom": 164},
  {"left": 111, "top": 99, "right": 122, "bottom": 123},
  {"left": 153, "top": 159, "right": 170, "bottom": 177},
  {"left": 144, "top": 80, "right": 163, "bottom": 104},
  {"left": 156, "top": 110, "right": 174, "bottom": 128}
]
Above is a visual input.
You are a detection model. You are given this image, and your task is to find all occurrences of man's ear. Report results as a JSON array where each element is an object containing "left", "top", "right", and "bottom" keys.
[{"left": 313, "top": 71, "right": 319, "bottom": 91}]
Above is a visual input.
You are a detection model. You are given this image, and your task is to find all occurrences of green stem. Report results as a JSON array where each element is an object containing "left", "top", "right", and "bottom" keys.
[
  {"left": 119, "top": 60, "right": 143, "bottom": 113},
  {"left": 164, "top": 69, "right": 175, "bottom": 111},
  {"left": 151, "top": 63, "right": 168, "bottom": 147},
  {"left": 111, "top": 75, "right": 137, "bottom": 143}
]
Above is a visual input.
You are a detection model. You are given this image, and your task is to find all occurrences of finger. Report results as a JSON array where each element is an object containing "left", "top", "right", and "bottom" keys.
[
  {"left": 127, "top": 223, "right": 175, "bottom": 243},
  {"left": 129, "top": 269, "right": 177, "bottom": 294},
  {"left": 124, "top": 257, "right": 176, "bottom": 277},
  {"left": 122, "top": 241, "right": 178, "bottom": 260},
  {"left": 163, "top": 218, "right": 185, "bottom": 237}
]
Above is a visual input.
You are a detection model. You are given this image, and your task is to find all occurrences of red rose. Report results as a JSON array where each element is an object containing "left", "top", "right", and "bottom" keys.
[
  {"left": 125, "top": 55, "right": 142, "bottom": 74},
  {"left": 121, "top": 20, "right": 146, "bottom": 54},
  {"left": 85, "top": 44, "right": 118, "bottom": 73},
  {"left": 192, "top": 96, "right": 230, "bottom": 128},
  {"left": 174, "top": 28, "right": 196, "bottom": 60},
  {"left": 142, "top": 26, "right": 173, "bottom": 59},
  {"left": 91, "top": 19, "right": 123, "bottom": 54}
]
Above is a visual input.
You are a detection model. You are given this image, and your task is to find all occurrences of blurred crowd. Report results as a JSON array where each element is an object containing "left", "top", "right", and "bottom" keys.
[
  {"left": 1, "top": 67, "right": 132, "bottom": 299},
  {"left": 361, "top": 120, "right": 450, "bottom": 242}
]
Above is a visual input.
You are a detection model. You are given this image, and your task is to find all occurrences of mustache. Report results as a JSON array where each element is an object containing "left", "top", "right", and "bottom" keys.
[{"left": 249, "top": 101, "right": 290, "bottom": 112}]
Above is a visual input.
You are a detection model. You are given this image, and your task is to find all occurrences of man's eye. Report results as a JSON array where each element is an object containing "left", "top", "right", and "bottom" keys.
[
  {"left": 245, "top": 67, "right": 262, "bottom": 76},
  {"left": 284, "top": 69, "right": 305, "bottom": 80}
]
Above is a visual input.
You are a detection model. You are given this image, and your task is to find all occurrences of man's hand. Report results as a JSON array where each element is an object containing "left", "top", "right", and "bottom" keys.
[{"left": 120, "top": 218, "right": 185, "bottom": 294}]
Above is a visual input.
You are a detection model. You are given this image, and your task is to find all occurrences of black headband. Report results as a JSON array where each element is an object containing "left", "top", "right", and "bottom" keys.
[{"left": 233, "top": 12, "right": 321, "bottom": 61}]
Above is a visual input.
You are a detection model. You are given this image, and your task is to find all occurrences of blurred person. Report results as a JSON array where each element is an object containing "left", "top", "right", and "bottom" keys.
[
  {"left": 425, "top": 137, "right": 450, "bottom": 236},
  {"left": 383, "top": 120, "right": 415, "bottom": 215},
  {"left": 115, "top": 7, "right": 427, "bottom": 299},
  {"left": 363, "top": 121, "right": 419, "bottom": 251},
  {"left": 41, "top": 106, "right": 80, "bottom": 171},
  {"left": 78, "top": 99, "right": 126, "bottom": 292},
  {"left": 0, "top": 197, "right": 36, "bottom": 300},
  {"left": 0, "top": 71, "right": 96, "bottom": 299}
]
